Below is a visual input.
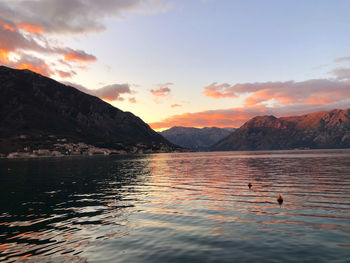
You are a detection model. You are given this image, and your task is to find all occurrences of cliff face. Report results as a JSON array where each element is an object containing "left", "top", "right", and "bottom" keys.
[
  {"left": 211, "top": 109, "right": 350, "bottom": 151},
  {"left": 160, "top": 126, "right": 236, "bottom": 150},
  {"left": 0, "top": 66, "right": 179, "bottom": 153}
]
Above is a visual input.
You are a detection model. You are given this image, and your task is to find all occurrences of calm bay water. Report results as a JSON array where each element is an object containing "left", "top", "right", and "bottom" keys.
[{"left": 0, "top": 150, "right": 350, "bottom": 262}]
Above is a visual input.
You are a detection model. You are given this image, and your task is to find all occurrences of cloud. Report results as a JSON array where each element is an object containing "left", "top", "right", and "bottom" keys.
[
  {"left": 150, "top": 82, "right": 173, "bottom": 96},
  {"left": 95, "top": 84, "right": 132, "bottom": 101},
  {"left": 64, "top": 82, "right": 133, "bottom": 101},
  {"left": 334, "top": 57, "right": 350, "bottom": 63},
  {"left": 149, "top": 106, "right": 266, "bottom": 130},
  {"left": 63, "top": 49, "right": 97, "bottom": 62},
  {"left": 129, "top": 97, "right": 137, "bottom": 103},
  {"left": 203, "top": 79, "right": 350, "bottom": 106},
  {"left": 15, "top": 22, "right": 43, "bottom": 34},
  {"left": 150, "top": 87, "right": 171, "bottom": 96},
  {"left": 56, "top": 69, "right": 76, "bottom": 78},
  {"left": 171, "top": 104, "right": 181, "bottom": 108},
  {"left": 0, "top": 16, "right": 96, "bottom": 77},
  {"left": 149, "top": 101, "right": 350, "bottom": 130},
  {"left": 0, "top": 0, "right": 173, "bottom": 35},
  {"left": 202, "top": 82, "right": 238, "bottom": 98},
  {"left": 4, "top": 53, "right": 54, "bottom": 76},
  {"left": 330, "top": 68, "right": 350, "bottom": 80},
  {"left": 0, "top": 0, "right": 171, "bottom": 77}
]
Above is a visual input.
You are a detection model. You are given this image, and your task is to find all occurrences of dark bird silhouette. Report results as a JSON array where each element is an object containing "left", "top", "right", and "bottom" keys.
[{"left": 248, "top": 183, "right": 252, "bottom": 189}]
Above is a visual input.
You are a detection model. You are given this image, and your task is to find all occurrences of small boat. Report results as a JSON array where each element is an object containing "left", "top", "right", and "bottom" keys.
[{"left": 277, "top": 194, "right": 283, "bottom": 204}]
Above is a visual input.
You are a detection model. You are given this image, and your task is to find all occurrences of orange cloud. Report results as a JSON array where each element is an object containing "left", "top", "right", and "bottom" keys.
[
  {"left": 149, "top": 107, "right": 267, "bottom": 130},
  {"left": 150, "top": 87, "right": 171, "bottom": 96},
  {"left": 204, "top": 79, "right": 350, "bottom": 107},
  {"left": 14, "top": 62, "right": 53, "bottom": 76},
  {"left": 129, "top": 97, "right": 137, "bottom": 103},
  {"left": 0, "top": 49, "right": 10, "bottom": 63},
  {"left": 2, "top": 24, "right": 15, "bottom": 32},
  {"left": 171, "top": 104, "right": 181, "bottom": 108},
  {"left": 0, "top": 16, "right": 97, "bottom": 78},
  {"left": 149, "top": 102, "right": 350, "bottom": 131},
  {"left": 202, "top": 82, "right": 238, "bottom": 98},
  {"left": 63, "top": 49, "right": 97, "bottom": 62},
  {"left": 15, "top": 22, "right": 43, "bottom": 34},
  {"left": 56, "top": 70, "right": 76, "bottom": 78}
]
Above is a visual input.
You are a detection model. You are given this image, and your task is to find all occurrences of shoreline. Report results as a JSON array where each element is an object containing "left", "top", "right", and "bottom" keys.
[{"left": 1, "top": 148, "right": 349, "bottom": 160}]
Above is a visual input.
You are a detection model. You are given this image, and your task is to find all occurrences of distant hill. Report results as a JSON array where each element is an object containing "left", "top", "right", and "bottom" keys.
[
  {"left": 0, "top": 66, "right": 180, "bottom": 154},
  {"left": 211, "top": 109, "right": 350, "bottom": 151},
  {"left": 160, "top": 126, "right": 236, "bottom": 150}
]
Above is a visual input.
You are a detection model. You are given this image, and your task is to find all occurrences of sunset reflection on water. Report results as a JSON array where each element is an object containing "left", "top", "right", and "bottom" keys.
[{"left": 0, "top": 150, "right": 350, "bottom": 262}]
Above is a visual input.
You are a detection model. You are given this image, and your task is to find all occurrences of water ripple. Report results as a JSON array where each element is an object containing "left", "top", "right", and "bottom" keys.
[{"left": 0, "top": 150, "right": 350, "bottom": 262}]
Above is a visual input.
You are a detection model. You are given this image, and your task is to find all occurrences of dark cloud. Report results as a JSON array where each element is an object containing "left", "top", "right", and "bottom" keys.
[
  {"left": 64, "top": 82, "right": 133, "bottom": 101},
  {"left": 0, "top": 0, "right": 173, "bottom": 35},
  {"left": 94, "top": 84, "right": 132, "bottom": 101}
]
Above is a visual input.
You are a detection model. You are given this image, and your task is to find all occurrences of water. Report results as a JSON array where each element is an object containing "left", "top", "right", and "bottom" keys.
[{"left": 0, "top": 150, "right": 350, "bottom": 262}]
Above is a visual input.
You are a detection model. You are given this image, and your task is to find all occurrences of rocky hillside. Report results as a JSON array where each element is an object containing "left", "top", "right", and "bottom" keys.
[
  {"left": 160, "top": 126, "right": 236, "bottom": 150},
  {"left": 211, "top": 109, "right": 350, "bottom": 151},
  {"left": 0, "top": 66, "right": 181, "bottom": 154}
]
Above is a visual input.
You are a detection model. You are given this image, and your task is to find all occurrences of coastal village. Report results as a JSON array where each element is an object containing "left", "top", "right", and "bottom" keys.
[{"left": 0, "top": 135, "right": 163, "bottom": 158}]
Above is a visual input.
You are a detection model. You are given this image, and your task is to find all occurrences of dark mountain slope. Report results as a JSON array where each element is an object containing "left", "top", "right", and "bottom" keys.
[
  {"left": 211, "top": 109, "right": 350, "bottom": 151},
  {"left": 160, "top": 126, "right": 236, "bottom": 150},
  {"left": 0, "top": 66, "right": 179, "bottom": 153}
]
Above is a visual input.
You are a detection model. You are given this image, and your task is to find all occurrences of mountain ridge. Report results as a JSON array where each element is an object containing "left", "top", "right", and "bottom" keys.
[
  {"left": 160, "top": 126, "right": 236, "bottom": 150},
  {"left": 0, "top": 66, "right": 181, "bottom": 154},
  {"left": 212, "top": 109, "right": 350, "bottom": 151}
]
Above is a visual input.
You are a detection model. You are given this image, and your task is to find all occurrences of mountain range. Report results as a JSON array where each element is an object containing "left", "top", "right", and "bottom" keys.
[
  {"left": 159, "top": 126, "right": 236, "bottom": 150},
  {"left": 212, "top": 109, "right": 350, "bottom": 151},
  {"left": 0, "top": 66, "right": 180, "bottom": 154},
  {"left": 1, "top": 66, "right": 350, "bottom": 154}
]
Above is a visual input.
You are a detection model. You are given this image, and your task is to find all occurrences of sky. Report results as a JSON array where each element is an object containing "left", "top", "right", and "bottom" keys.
[{"left": 1, "top": 0, "right": 350, "bottom": 130}]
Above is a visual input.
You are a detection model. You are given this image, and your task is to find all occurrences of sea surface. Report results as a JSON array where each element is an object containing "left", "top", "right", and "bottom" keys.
[{"left": 0, "top": 150, "right": 350, "bottom": 262}]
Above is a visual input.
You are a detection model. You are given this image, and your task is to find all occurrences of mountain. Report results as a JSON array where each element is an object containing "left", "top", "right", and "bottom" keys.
[
  {"left": 0, "top": 66, "right": 181, "bottom": 154},
  {"left": 160, "top": 126, "right": 236, "bottom": 150},
  {"left": 211, "top": 109, "right": 350, "bottom": 151}
]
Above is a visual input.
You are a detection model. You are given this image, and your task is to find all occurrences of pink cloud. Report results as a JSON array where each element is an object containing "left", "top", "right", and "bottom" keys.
[
  {"left": 203, "top": 79, "right": 350, "bottom": 106},
  {"left": 149, "top": 102, "right": 350, "bottom": 130},
  {"left": 0, "top": 17, "right": 96, "bottom": 77},
  {"left": 129, "top": 97, "right": 137, "bottom": 103},
  {"left": 202, "top": 82, "right": 238, "bottom": 98},
  {"left": 150, "top": 87, "right": 171, "bottom": 96},
  {"left": 56, "top": 70, "right": 76, "bottom": 78},
  {"left": 63, "top": 49, "right": 96, "bottom": 62}
]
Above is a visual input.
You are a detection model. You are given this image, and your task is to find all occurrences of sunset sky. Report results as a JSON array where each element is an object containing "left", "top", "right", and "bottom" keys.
[{"left": 1, "top": 0, "right": 350, "bottom": 130}]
